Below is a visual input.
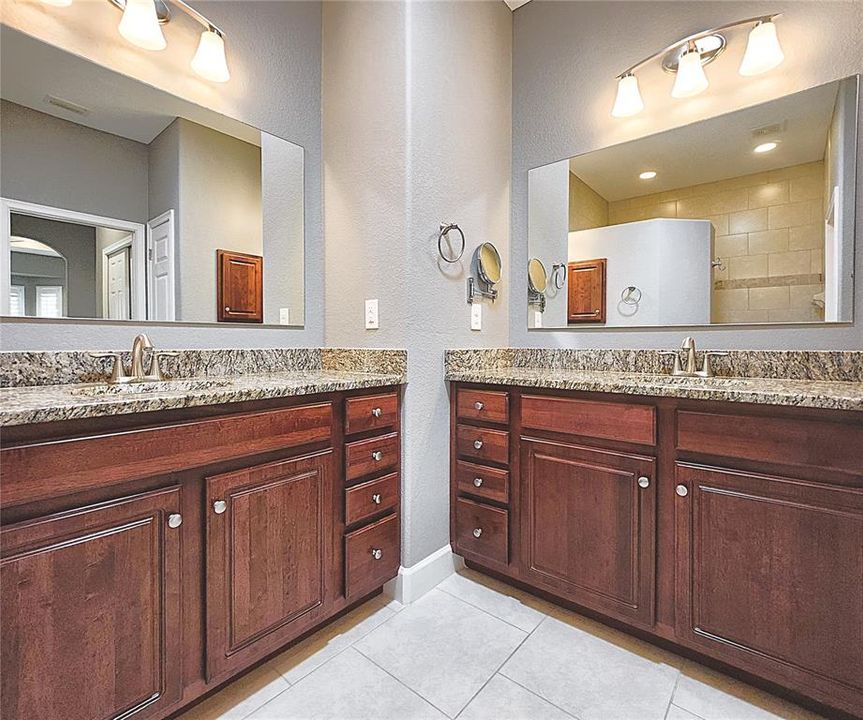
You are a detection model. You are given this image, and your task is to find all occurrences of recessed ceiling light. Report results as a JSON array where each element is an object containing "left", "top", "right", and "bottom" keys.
[
  {"left": 639, "top": 171, "right": 657, "bottom": 180},
  {"left": 754, "top": 141, "right": 778, "bottom": 154}
]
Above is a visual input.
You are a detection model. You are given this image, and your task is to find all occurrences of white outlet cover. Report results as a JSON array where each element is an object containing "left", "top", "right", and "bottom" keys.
[
  {"left": 534, "top": 311, "right": 542, "bottom": 328},
  {"left": 279, "top": 308, "right": 291, "bottom": 325},
  {"left": 471, "top": 302, "right": 482, "bottom": 330},
  {"left": 365, "top": 299, "right": 379, "bottom": 329}
]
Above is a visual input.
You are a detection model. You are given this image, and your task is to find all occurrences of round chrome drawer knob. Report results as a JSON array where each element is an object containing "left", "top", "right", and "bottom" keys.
[
  {"left": 637, "top": 476, "right": 650, "bottom": 489},
  {"left": 473, "top": 439, "right": 483, "bottom": 450},
  {"left": 371, "top": 548, "right": 383, "bottom": 560},
  {"left": 371, "top": 407, "right": 382, "bottom": 418},
  {"left": 371, "top": 451, "right": 383, "bottom": 461},
  {"left": 473, "top": 528, "right": 483, "bottom": 538},
  {"left": 676, "top": 485, "right": 689, "bottom": 497},
  {"left": 213, "top": 500, "right": 227, "bottom": 514},
  {"left": 167, "top": 513, "right": 183, "bottom": 529},
  {"left": 474, "top": 401, "right": 484, "bottom": 411},
  {"left": 372, "top": 493, "right": 382, "bottom": 505},
  {"left": 473, "top": 477, "right": 483, "bottom": 488}
]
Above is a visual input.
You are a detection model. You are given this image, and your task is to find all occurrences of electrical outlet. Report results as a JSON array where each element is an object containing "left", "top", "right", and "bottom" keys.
[
  {"left": 470, "top": 302, "right": 482, "bottom": 331},
  {"left": 365, "top": 299, "right": 379, "bottom": 329},
  {"left": 279, "top": 308, "right": 291, "bottom": 325},
  {"left": 534, "top": 311, "right": 543, "bottom": 328}
]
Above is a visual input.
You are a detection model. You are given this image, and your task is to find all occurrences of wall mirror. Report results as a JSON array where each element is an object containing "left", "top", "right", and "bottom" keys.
[
  {"left": 0, "top": 26, "right": 305, "bottom": 327},
  {"left": 528, "top": 75, "right": 858, "bottom": 329},
  {"left": 468, "top": 242, "right": 503, "bottom": 303}
]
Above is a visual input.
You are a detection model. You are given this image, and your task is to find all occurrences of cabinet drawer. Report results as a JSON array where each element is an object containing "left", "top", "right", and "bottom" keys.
[
  {"left": 455, "top": 497, "right": 508, "bottom": 565},
  {"left": 346, "top": 473, "right": 399, "bottom": 526},
  {"left": 345, "top": 392, "right": 398, "bottom": 435},
  {"left": 345, "top": 513, "right": 400, "bottom": 598},
  {"left": 457, "top": 388, "right": 509, "bottom": 424},
  {"left": 677, "top": 410, "right": 863, "bottom": 478},
  {"left": 522, "top": 395, "right": 656, "bottom": 446},
  {"left": 456, "top": 460, "right": 509, "bottom": 504},
  {"left": 345, "top": 432, "right": 399, "bottom": 482},
  {"left": 456, "top": 425, "right": 509, "bottom": 465}
]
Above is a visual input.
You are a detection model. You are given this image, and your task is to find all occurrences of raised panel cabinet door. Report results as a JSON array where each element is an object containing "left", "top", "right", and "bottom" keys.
[
  {"left": 567, "top": 258, "right": 606, "bottom": 323},
  {"left": 206, "top": 451, "right": 333, "bottom": 680},
  {"left": 521, "top": 439, "right": 656, "bottom": 627},
  {"left": 675, "top": 463, "right": 863, "bottom": 714},
  {"left": 217, "top": 249, "right": 263, "bottom": 323},
  {"left": 1, "top": 487, "right": 183, "bottom": 720}
]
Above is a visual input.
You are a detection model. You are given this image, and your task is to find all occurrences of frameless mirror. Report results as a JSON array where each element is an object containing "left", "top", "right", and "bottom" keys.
[
  {"left": 528, "top": 257, "right": 547, "bottom": 293},
  {"left": 528, "top": 75, "right": 858, "bottom": 329},
  {"left": 0, "top": 26, "right": 305, "bottom": 326}
]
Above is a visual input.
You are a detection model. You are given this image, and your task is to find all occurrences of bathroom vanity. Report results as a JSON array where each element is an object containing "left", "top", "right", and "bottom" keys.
[
  {"left": 448, "top": 364, "right": 863, "bottom": 718},
  {"left": 0, "top": 364, "right": 403, "bottom": 720}
]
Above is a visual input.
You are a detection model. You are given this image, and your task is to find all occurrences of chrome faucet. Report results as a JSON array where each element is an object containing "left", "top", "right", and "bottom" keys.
[
  {"left": 660, "top": 337, "right": 729, "bottom": 378},
  {"left": 89, "top": 334, "right": 177, "bottom": 384}
]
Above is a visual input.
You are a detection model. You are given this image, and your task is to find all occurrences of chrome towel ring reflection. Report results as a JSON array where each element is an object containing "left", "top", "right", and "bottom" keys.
[
  {"left": 551, "top": 263, "right": 566, "bottom": 290},
  {"left": 438, "top": 222, "right": 465, "bottom": 263},
  {"left": 621, "top": 286, "right": 642, "bottom": 305}
]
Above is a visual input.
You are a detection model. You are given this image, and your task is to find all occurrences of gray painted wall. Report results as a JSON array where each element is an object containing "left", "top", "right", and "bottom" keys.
[
  {"left": 511, "top": 0, "right": 863, "bottom": 350},
  {"left": 1, "top": 100, "right": 149, "bottom": 223},
  {"left": 1, "top": 0, "right": 323, "bottom": 349},
  {"left": 323, "top": 0, "right": 512, "bottom": 567}
]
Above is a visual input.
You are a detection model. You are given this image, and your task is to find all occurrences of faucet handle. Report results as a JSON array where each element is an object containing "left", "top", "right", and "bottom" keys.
[
  {"left": 89, "top": 352, "right": 128, "bottom": 384},
  {"left": 147, "top": 350, "right": 179, "bottom": 381},
  {"left": 701, "top": 351, "right": 730, "bottom": 378},
  {"left": 681, "top": 336, "right": 695, "bottom": 350},
  {"left": 658, "top": 351, "right": 683, "bottom": 376}
]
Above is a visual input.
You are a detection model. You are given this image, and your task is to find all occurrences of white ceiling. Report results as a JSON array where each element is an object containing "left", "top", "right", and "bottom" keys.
[
  {"left": 569, "top": 80, "right": 840, "bottom": 202},
  {"left": 1, "top": 26, "right": 260, "bottom": 146},
  {"left": 503, "top": 0, "right": 533, "bottom": 10}
]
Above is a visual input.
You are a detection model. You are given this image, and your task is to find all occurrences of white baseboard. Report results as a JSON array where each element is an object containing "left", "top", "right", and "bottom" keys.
[{"left": 384, "top": 544, "right": 464, "bottom": 604}]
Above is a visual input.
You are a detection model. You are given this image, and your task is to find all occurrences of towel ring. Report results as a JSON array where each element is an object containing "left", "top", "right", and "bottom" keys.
[
  {"left": 438, "top": 222, "right": 465, "bottom": 263},
  {"left": 551, "top": 263, "right": 566, "bottom": 290},
  {"left": 621, "top": 286, "right": 642, "bottom": 305}
]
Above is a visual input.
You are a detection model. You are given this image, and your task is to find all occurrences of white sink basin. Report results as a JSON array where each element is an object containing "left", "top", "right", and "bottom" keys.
[{"left": 70, "top": 379, "right": 232, "bottom": 397}]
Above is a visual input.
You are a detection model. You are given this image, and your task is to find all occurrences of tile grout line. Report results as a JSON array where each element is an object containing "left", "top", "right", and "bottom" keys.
[
  {"left": 668, "top": 703, "right": 709, "bottom": 720},
  {"left": 661, "top": 667, "right": 684, "bottom": 720},
  {"left": 496, "top": 672, "right": 584, "bottom": 720},
  {"left": 434, "top": 583, "right": 547, "bottom": 634}
]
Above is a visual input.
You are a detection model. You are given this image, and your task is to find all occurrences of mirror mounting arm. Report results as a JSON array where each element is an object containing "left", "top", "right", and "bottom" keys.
[{"left": 467, "top": 277, "right": 498, "bottom": 304}]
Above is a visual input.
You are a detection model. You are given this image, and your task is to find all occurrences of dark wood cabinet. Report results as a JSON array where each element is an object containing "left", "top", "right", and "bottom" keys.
[
  {"left": 217, "top": 249, "right": 263, "bottom": 323},
  {"left": 567, "top": 258, "right": 606, "bottom": 323},
  {"left": 1, "top": 487, "right": 183, "bottom": 720},
  {"left": 205, "top": 451, "right": 334, "bottom": 680},
  {"left": 450, "top": 382, "right": 863, "bottom": 718},
  {"left": 521, "top": 438, "right": 656, "bottom": 626},
  {"left": 675, "top": 462, "right": 863, "bottom": 712}
]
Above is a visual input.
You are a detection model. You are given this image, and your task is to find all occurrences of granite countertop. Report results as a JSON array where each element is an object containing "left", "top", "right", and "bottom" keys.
[
  {"left": 445, "top": 367, "right": 863, "bottom": 412},
  {"left": 0, "top": 370, "right": 404, "bottom": 427}
]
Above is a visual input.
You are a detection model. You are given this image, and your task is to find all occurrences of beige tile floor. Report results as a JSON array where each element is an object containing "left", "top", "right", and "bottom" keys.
[{"left": 177, "top": 568, "right": 827, "bottom": 720}]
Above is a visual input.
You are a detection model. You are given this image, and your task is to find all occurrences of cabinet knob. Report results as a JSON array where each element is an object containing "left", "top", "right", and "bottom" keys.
[
  {"left": 473, "top": 527, "right": 483, "bottom": 538},
  {"left": 473, "top": 477, "right": 483, "bottom": 488},
  {"left": 473, "top": 439, "right": 483, "bottom": 450},
  {"left": 224, "top": 306, "right": 231, "bottom": 313},
  {"left": 167, "top": 513, "right": 183, "bottom": 529},
  {"left": 637, "top": 476, "right": 650, "bottom": 489},
  {"left": 474, "top": 401, "right": 484, "bottom": 411},
  {"left": 371, "top": 450, "right": 383, "bottom": 461},
  {"left": 213, "top": 499, "right": 227, "bottom": 514},
  {"left": 371, "top": 407, "right": 382, "bottom": 418},
  {"left": 370, "top": 548, "right": 383, "bottom": 560},
  {"left": 372, "top": 493, "right": 382, "bottom": 505},
  {"left": 676, "top": 484, "right": 689, "bottom": 497}
]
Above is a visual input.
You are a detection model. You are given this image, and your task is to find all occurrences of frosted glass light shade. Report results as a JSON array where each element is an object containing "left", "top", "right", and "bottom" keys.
[
  {"left": 672, "top": 49, "right": 708, "bottom": 98},
  {"left": 118, "top": 0, "right": 166, "bottom": 51},
  {"left": 739, "top": 20, "right": 784, "bottom": 76},
  {"left": 611, "top": 74, "right": 644, "bottom": 117},
  {"left": 191, "top": 29, "right": 230, "bottom": 83}
]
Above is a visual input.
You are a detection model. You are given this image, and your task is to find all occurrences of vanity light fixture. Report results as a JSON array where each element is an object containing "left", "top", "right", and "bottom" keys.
[
  {"left": 612, "top": 14, "right": 784, "bottom": 117},
  {"left": 754, "top": 141, "right": 778, "bottom": 154},
  {"left": 639, "top": 171, "right": 657, "bottom": 180},
  {"left": 42, "top": 0, "right": 230, "bottom": 82}
]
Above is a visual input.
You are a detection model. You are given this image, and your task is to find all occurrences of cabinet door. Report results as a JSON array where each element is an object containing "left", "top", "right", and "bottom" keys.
[
  {"left": 567, "top": 258, "right": 606, "bottom": 323},
  {"left": 521, "top": 439, "right": 655, "bottom": 626},
  {"left": 217, "top": 249, "right": 263, "bottom": 323},
  {"left": 675, "top": 464, "right": 863, "bottom": 711},
  {"left": 1, "top": 487, "right": 183, "bottom": 720},
  {"left": 206, "top": 451, "right": 333, "bottom": 680}
]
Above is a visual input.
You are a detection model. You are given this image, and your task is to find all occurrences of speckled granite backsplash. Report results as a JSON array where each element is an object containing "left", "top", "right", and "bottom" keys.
[
  {"left": 444, "top": 348, "right": 863, "bottom": 382},
  {"left": 1, "top": 348, "right": 407, "bottom": 387}
]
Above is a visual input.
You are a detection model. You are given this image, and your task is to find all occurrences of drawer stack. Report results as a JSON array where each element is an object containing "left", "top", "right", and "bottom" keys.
[
  {"left": 453, "top": 387, "right": 510, "bottom": 568},
  {"left": 343, "top": 391, "right": 401, "bottom": 598}
]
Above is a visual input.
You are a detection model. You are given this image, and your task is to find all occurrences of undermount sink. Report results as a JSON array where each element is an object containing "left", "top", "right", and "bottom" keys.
[{"left": 70, "top": 379, "right": 232, "bottom": 397}]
